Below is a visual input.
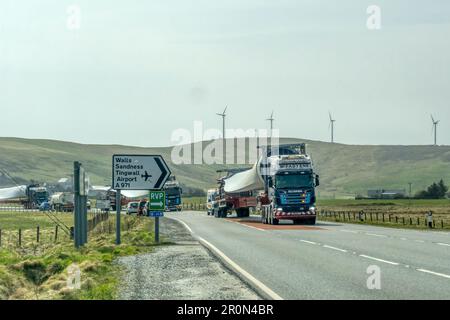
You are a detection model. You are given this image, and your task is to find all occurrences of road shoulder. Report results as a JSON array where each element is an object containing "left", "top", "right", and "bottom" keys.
[{"left": 117, "top": 217, "right": 260, "bottom": 300}]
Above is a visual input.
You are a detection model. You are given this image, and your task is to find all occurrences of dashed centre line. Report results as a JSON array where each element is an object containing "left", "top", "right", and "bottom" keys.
[
  {"left": 323, "top": 245, "right": 348, "bottom": 252},
  {"left": 359, "top": 255, "right": 400, "bottom": 266},
  {"left": 417, "top": 269, "right": 450, "bottom": 280},
  {"left": 299, "top": 240, "right": 319, "bottom": 245},
  {"left": 437, "top": 242, "right": 450, "bottom": 247},
  {"left": 366, "top": 233, "right": 388, "bottom": 238}
]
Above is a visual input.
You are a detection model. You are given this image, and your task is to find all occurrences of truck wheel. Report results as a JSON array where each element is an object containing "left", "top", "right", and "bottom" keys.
[
  {"left": 273, "top": 218, "right": 279, "bottom": 225},
  {"left": 307, "top": 218, "right": 316, "bottom": 225},
  {"left": 241, "top": 208, "right": 250, "bottom": 218}
]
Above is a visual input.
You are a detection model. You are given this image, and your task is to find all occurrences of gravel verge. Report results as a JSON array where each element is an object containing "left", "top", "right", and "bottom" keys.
[{"left": 117, "top": 217, "right": 260, "bottom": 300}]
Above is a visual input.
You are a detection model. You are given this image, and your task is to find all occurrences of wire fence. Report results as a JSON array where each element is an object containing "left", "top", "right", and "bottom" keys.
[
  {"left": 318, "top": 210, "right": 448, "bottom": 229},
  {"left": 181, "top": 203, "right": 206, "bottom": 211}
]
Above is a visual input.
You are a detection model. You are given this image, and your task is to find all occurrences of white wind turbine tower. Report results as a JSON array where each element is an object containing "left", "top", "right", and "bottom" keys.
[
  {"left": 329, "top": 112, "right": 336, "bottom": 143},
  {"left": 431, "top": 114, "right": 439, "bottom": 146},
  {"left": 216, "top": 106, "right": 227, "bottom": 140},
  {"left": 266, "top": 111, "right": 274, "bottom": 137}
]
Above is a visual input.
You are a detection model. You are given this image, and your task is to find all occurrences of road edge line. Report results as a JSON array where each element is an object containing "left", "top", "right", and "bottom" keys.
[
  {"left": 197, "top": 236, "right": 283, "bottom": 300},
  {"left": 167, "top": 216, "right": 283, "bottom": 300}
]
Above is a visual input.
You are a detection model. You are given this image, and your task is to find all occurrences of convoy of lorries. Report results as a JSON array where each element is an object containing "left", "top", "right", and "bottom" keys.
[{"left": 1, "top": 143, "right": 319, "bottom": 225}]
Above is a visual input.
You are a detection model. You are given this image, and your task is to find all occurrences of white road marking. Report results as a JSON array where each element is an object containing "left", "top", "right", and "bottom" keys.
[
  {"left": 198, "top": 236, "right": 283, "bottom": 300},
  {"left": 323, "top": 245, "right": 347, "bottom": 253},
  {"left": 417, "top": 269, "right": 450, "bottom": 280},
  {"left": 169, "top": 216, "right": 283, "bottom": 299},
  {"left": 240, "top": 223, "right": 266, "bottom": 232},
  {"left": 400, "top": 238, "right": 407, "bottom": 241},
  {"left": 171, "top": 217, "right": 193, "bottom": 234},
  {"left": 339, "top": 229, "right": 358, "bottom": 234},
  {"left": 414, "top": 240, "right": 425, "bottom": 243},
  {"left": 299, "top": 240, "right": 318, "bottom": 245},
  {"left": 437, "top": 242, "right": 450, "bottom": 247},
  {"left": 365, "top": 233, "right": 388, "bottom": 238},
  {"left": 359, "top": 255, "right": 400, "bottom": 266}
]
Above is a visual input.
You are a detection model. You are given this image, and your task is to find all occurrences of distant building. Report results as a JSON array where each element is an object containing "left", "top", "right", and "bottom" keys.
[{"left": 368, "top": 189, "right": 406, "bottom": 199}]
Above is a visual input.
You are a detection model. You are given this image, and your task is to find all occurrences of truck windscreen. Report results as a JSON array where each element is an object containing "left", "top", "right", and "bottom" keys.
[
  {"left": 275, "top": 174, "right": 313, "bottom": 189},
  {"left": 166, "top": 188, "right": 180, "bottom": 196}
]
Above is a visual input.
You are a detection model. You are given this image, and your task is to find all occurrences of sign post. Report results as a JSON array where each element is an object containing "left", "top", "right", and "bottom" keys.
[
  {"left": 74, "top": 161, "right": 89, "bottom": 248},
  {"left": 112, "top": 155, "right": 171, "bottom": 245},
  {"left": 116, "top": 190, "right": 121, "bottom": 245},
  {"left": 148, "top": 190, "right": 166, "bottom": 243}
]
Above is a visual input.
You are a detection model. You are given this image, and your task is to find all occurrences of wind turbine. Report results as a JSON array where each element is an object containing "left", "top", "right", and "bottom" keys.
[
  {"left": 329, "top": 112, "right": 336, "bottom": 143},
  {"left": 431, "top": 114, "right": 439, "bottom": 146},
  {"left": 266, "top": 111, "right": 274, "bottom": 137},
  {"left": 216, "top": 106, "right": 227, "bottom": 140}
]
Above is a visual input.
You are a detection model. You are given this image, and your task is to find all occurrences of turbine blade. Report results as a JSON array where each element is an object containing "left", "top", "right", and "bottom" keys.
[
  {"left": 223, "top": 106, "right": 227, "bottom": 115},
  {"left": 431, "top": 114, "right": 435, "bottom": 123}
]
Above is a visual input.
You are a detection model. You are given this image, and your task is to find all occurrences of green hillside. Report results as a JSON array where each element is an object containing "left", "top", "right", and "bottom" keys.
[{"left": 1, "top": 137, "right": 449, "bottom": 198}]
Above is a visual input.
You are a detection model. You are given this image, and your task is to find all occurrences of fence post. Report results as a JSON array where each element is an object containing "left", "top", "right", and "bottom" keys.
[
  {"left": 55, "top": 225, "right": 59, "bottom": 242},
  {"left": 409, "top": 217, "right": 412, "bottom": 225},
  {"left": 402, "top": 217, "right": 405, "bottom": 225},
  {"left": 395, "top": 216, "right": 398, "bottom": 223},
  {"left": 0, "top": 229, "right": 2, "bottom": 247},
  {"left": 417, "top": 217, "right": 419, "bottom": 226},
  {"left": 442, "top": 220, "right": 444, "bottom": 229},
  {"left": 37, "top": 225, "right": 40, "bottom": 243},
  {"left": 18, "top": 229, "right": 22, "bottom": 247}
]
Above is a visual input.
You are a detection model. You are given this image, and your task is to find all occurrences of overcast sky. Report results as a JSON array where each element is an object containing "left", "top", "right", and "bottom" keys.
[{"left": 0, "top": 0, "right": 449, "bottom": 147}]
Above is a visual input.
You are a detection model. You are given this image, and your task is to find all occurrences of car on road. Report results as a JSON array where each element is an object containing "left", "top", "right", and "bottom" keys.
[{"left": 126, "top": 201, "right": 139, "bottom": 215}]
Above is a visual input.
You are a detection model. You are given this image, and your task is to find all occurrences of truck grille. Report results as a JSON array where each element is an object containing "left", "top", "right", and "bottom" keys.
[{"left": 280, "top": 192, "right": 310, "bottom": 205}]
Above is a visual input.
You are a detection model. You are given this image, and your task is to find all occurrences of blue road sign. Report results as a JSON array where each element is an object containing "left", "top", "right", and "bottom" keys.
[{"left": 149, "top": 211, "right": 164, "bottom": 217}]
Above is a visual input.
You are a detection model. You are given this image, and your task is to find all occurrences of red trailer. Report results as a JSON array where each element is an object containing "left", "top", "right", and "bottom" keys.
[{"left": 214, "top": 168, "right": 258, "bottom": 218}]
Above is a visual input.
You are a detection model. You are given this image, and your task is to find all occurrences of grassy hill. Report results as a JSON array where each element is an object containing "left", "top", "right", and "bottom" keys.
[{"left": 1, "top": 137, "right": 449, "bottom": 198}]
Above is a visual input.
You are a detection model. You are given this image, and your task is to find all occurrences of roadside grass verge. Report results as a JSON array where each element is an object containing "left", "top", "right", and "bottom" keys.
[
  {"left": 0, "top": 211, "right": 74, "bottom": 230},
  {"left": 0, "top": 216, "right": 165, "bottom": 300}
]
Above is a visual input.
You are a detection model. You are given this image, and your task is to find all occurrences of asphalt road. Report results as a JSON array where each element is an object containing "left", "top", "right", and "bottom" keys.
[{"left": 167, "top": 211, "right": 450, "bottom": 300}]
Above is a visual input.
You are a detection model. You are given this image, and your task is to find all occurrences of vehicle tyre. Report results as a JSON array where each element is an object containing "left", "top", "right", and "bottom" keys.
[
  {"left": 241, "top": 208, "right": 250, "bottom": 218},
  {"left": 307, "top": 217, "right": 316, "bottom": 225}
]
